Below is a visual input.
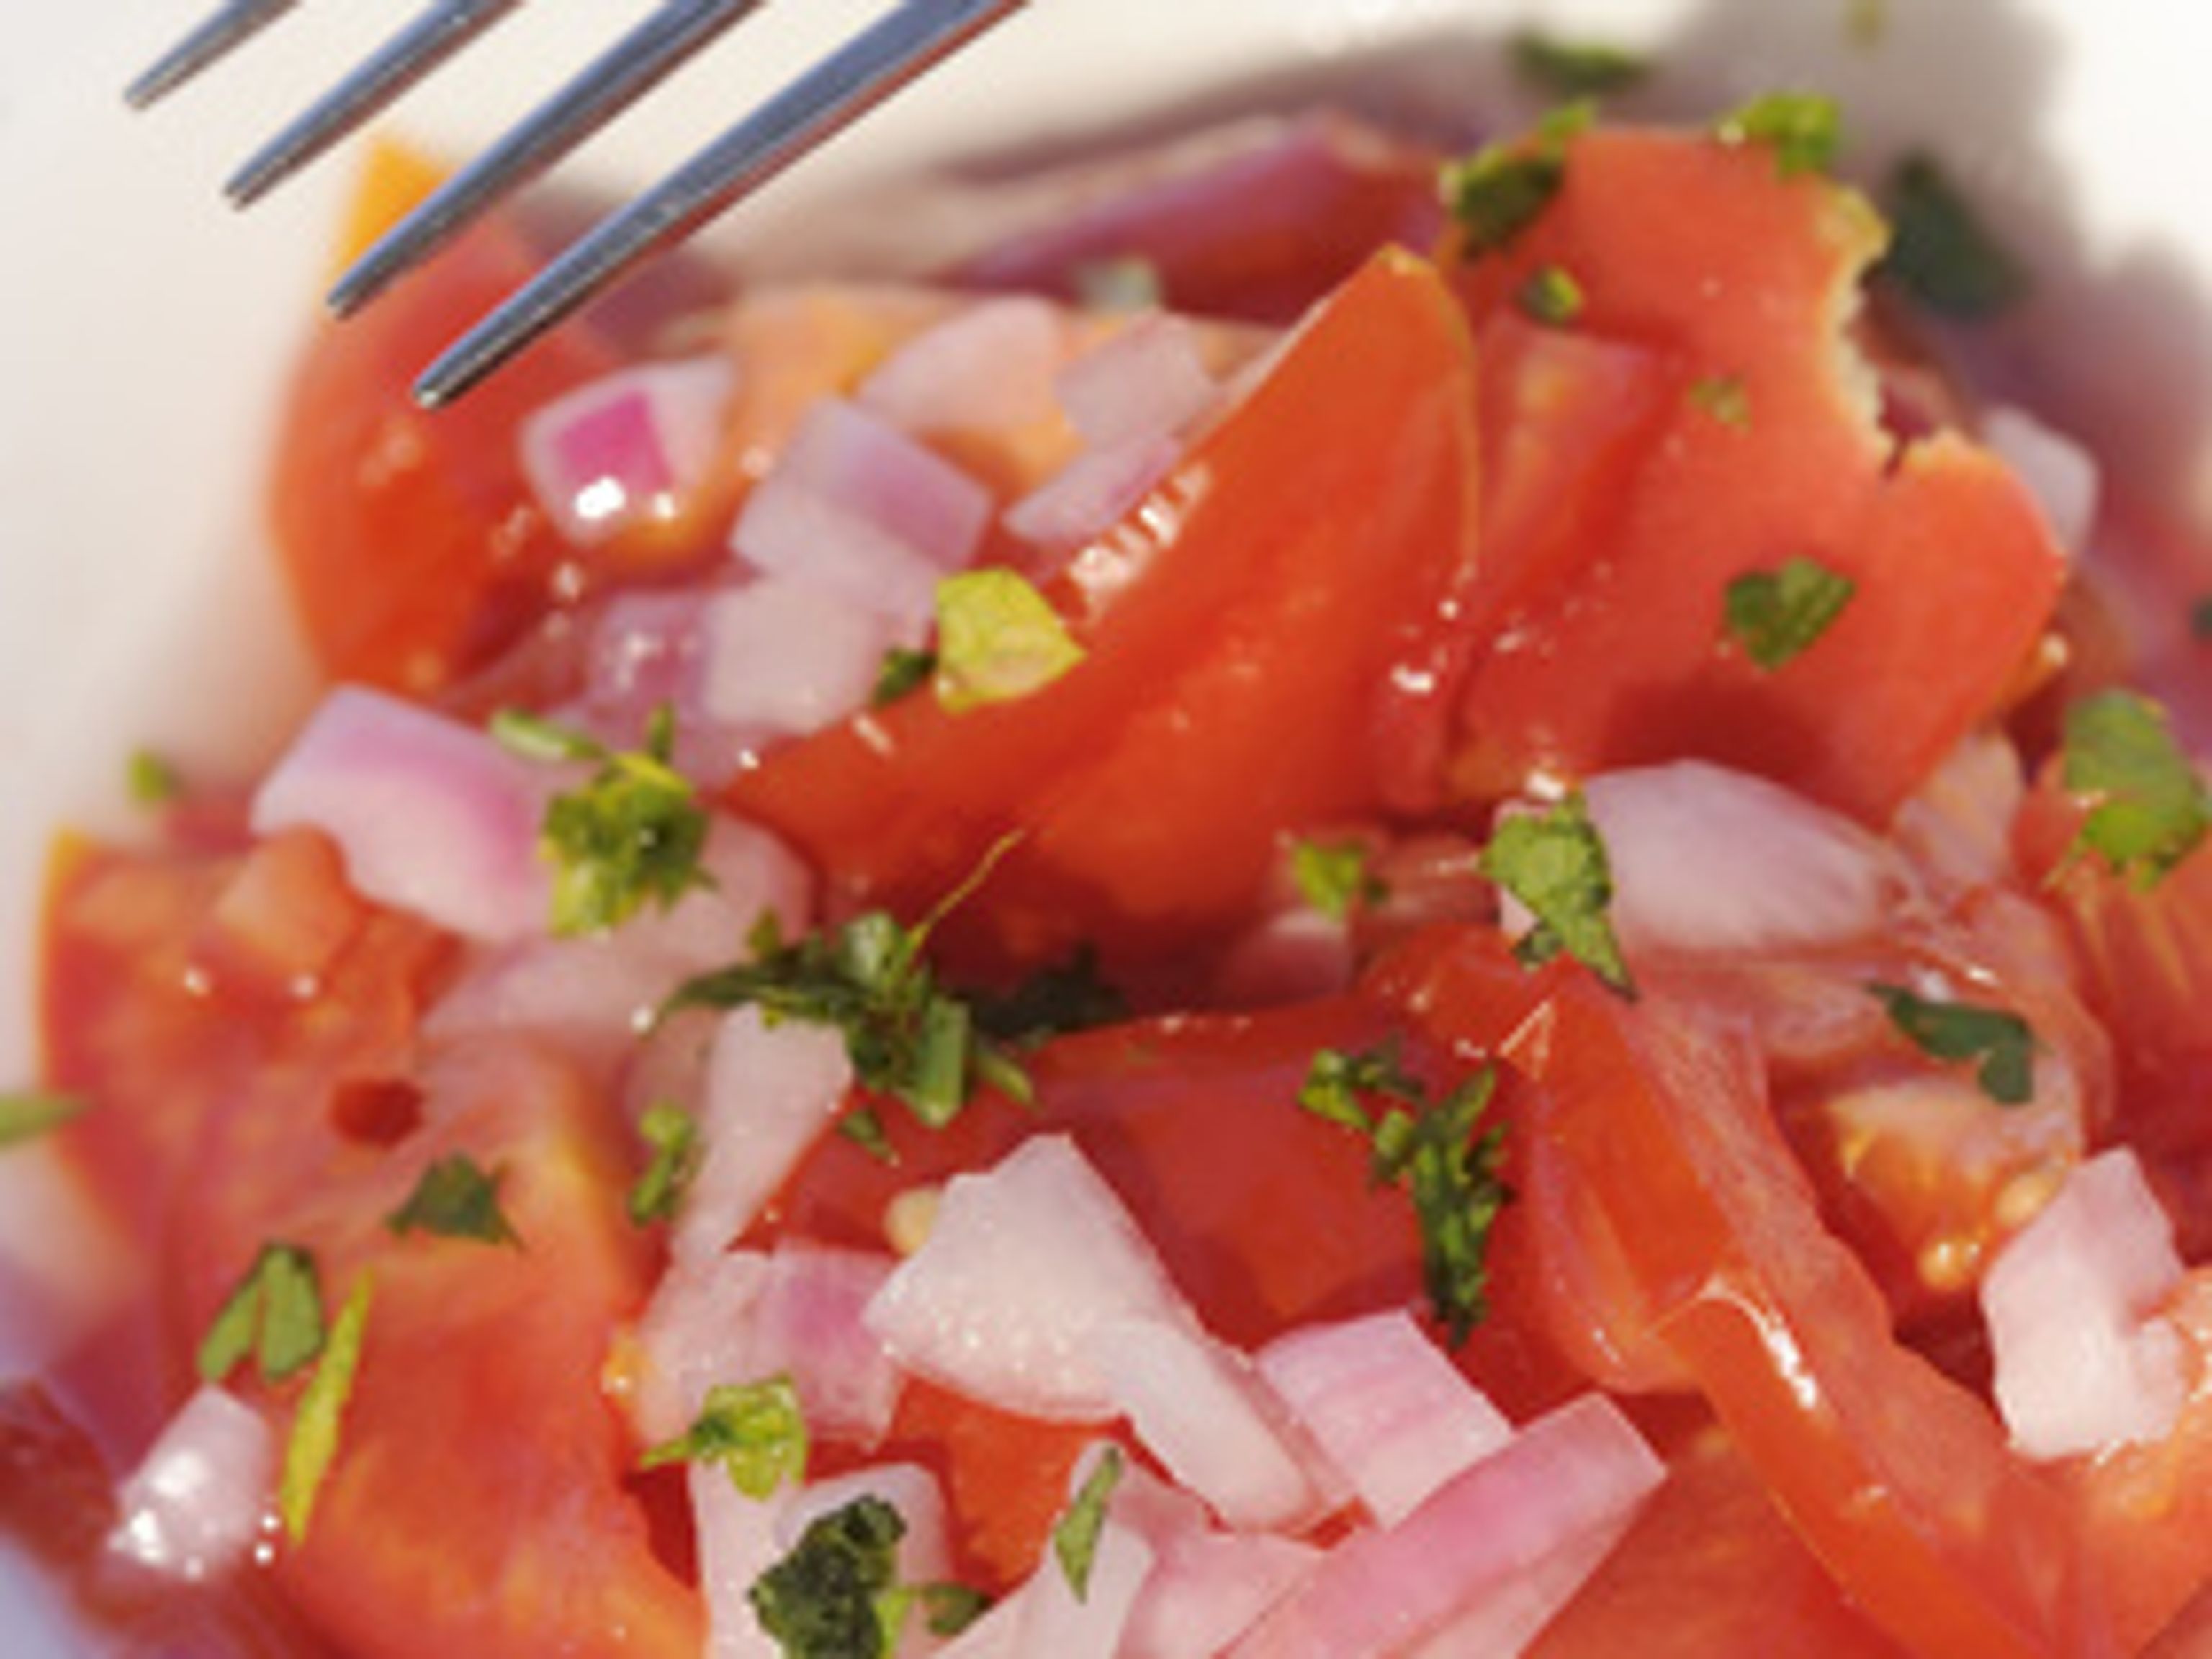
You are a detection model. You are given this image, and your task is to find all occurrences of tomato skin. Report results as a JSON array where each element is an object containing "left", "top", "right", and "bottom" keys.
[
  {"left": 1439, "top": 130, "right": 2066, "bottom": 822},
  {"left": 1371, "top": 927, "right": 2117, "bottom": 1659},
  {"left": 724, "top": 250, "right": 1482, "bottom": 971}
]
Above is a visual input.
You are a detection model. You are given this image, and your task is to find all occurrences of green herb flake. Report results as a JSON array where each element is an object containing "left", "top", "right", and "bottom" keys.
[
  {"left": 628, "top": 1102, "right": 703, "bottom": 1228},
  {"left": 1689, "top": 374, "right": 1753, "bottom": 428},
  {"left": 1510, "top": 31, "right": 1652, "bottom": 99},
  {"left": 493, "top": 706, "right": 712, "bottom": 936},
  {"left": 748, "top": 1495, "right": 907, "bottom": 1659},
  {"left": 0, "top": 1090, "right": 87, "bottom": 1150},
  {"left": 1290, "top": 838, "right": 1384, "bottom": 923},
  {"left": 872, "top": 647, "right": 938, "bottom": 708},
  {"left": 280, "top": 1274, "right": 372, "bottom": 1545},
  {"left": 1722, "top": 556, "right": 1857, "bottom": 671},
  {"left": 1299, "top": 1043, "right": 1509, "bottom": 1347},
  {"left": 1478, "top": 795, "right": 1634, "bottom": 996},
  {"left": 971, "top": 946, "right": 1129, "bottom": 1051},
  {"left": 1053, "top": 1447, "right": 1125, "bottom": 1601},
  {"left": 1870, "top": 984, "right": 2038, "bottom": 1106},
  {"left": 1442, "top": 145, "right": 1568, "bottom": 258},
  {"left": 934, "top": 570, "right": 1087, "bottom": 714},
  {"left": 2062, "top": 690, "right": 2212, "bottom": 889},
  {"left": 641, "top": 1376, "right": 810, "bottom": 1500},
  {"left": 839, "top": 1107, "right": 899, "bottom": 1166},
  {"left": 1879, "top": 154, "right": 2029, "bottom": 321},
  {"left": 127, "top": 749, "right": 182, "bottom": 808},
  {"left": 2190, "top": 595, "right": 2212, "bottom": 642},
  {"left": 915, "top": 1583, "right": 991, "bottom": 1637},
  {"left": 196, "top": 1243, "right": 326, "bottom": 1386},
  {"left": 385, "top": 1155, "right": 521, "bottom": 1249},
  {"left": 1714, "top": 92, "right": 1843, "bottom": 178},
  {"left": 1516, "top": 264, "right": 1586, "bottom": 328}
]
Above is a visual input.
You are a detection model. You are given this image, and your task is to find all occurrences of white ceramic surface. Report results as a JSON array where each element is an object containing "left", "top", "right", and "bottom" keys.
[{"left": 6, "top": 0, "right": 2212, "bottom": 1650}]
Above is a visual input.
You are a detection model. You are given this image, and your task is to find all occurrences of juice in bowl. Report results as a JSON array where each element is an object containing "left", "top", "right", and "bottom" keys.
[{"left": 10, "top": 1, "right": 2212, "bottom": 1654}]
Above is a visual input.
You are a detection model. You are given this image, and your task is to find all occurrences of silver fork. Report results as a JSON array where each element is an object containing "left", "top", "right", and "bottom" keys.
[{"left": 127, "top": 0, "right": 1030, "bottom": 407}]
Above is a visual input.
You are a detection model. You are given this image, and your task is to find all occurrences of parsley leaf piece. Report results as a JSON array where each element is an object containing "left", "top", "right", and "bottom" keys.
[
  {"left": 1689, "top": 374, "right": 1752, "bottom": 428},
  {"left": 280, "top": 1274, "right": 372, "bottom": 1545},
  {"left": 2062, "top": 690, "right": 2212, "bottom": 889},
  {"left": 934, "top": 570, "right": 1087, "bottom": 714},
  {"left": 749, "top": 1495, "right": 907, "bottom": 1659},
  {"left": 641, "top": 1376, "right": 810, "bottom": 1499},
  {"left": 127, "top": 748, "right": 182, "bottom": 808},
  {"left": 1869, "top": 984, "right": 2038, "bottom": 1106},
  {"left": 916, "top": 1583, "right": 992, "bottom": 1637},
  {"left": 1715, "top": 91, "right": 1842, "bottom": 177},
  {"left": 1053, "top": 1447, "right": 1125, "bottom": 1601},
  {"left": 493, "top": 706, "right": 713, "bottom": 936},
  {"left": 839, "top": 1107, "right": 899, "bottom": 1166},
  {"left": 1510, "top": 31, "right": 1652, "bottom": 99},
  {"left": 1290, "top": 837, "right": 1384, "bottom": 923},
  {"left": 628, "top": 1102, "right": 703, "bottom": 1227},
  {"left": 197, "top": 1243, "right": 326, "bottom": 1386},
  {"left": 1442, "top": 145, "right": 1567, "bottom": 258},
  {"left": 0, "top": 1090, "right": 87, "bottom": 1150},
  {"left": 1296, "top": 1040, "right": 1421, "bottom": 1133},
  {"left": 2190, "top": 595, "right": 2212, "bottom": 642},
  {"left": 1722, "top": 556, "right": 1857, "bottom": 671},
  {"left": 1478, "top": 795, "right": 1635, "bottom": 996},
  {"left": 385, "top": 1155, "right": 521, "bottom": 1248},
  {"left": 1879, "top": 154, "right": 2030, "bottom": 320},
  {"left": 971, "top": 946, "right": 1130, "bottom": 1050},
  {"left": 872, "top": 647, "right": 938, "bottom": 708},
  {"left": 1516, "top": 264, "right": 1586, "bottom": 327}
]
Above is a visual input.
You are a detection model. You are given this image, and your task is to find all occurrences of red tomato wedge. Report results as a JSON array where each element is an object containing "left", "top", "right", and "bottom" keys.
[
  {"left": 1370, "top": 928, "right": 2117, "bottom": 1659},
  {"left": 724, "top": 249, "right": 1482, "bottom": 969},
  {"left": 1441, "top": 130, "right": 2067, "bottom": 822}
]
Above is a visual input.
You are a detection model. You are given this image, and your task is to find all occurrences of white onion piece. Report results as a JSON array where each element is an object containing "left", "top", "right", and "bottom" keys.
[
  {"left": 1565, "top": 763, "right": 1894, "bottom": 958},
  {"left": 631, "top": 1251, "right": 775, "bottom": 1443},
  {"left": 932, "top": 1594, "right": 1025, "bottom": 1659},
  {"left": 1122, "top": 1531, "right": 1320, "bottom": 1659},
  {"left": 519, "top": 356, "right": 734, "bottom": 547},
  {"left": 1056, "top": 314, "right": 1218, "bottom": 449},
  {"left": 1256, "top": 1310, "right": 1512, "bottom": 1527},
  {"left": 1982, "top": 403, "right": 2099, "bottom": 555},
  {"left": 865, "top": 1136, "right": 1187, "bottom": 1422},
  {"left": 690, "top": 1463, "right": 786, "bottom": 1659},
  {"left": 251, "top": 687, "right": 554, "bottom": 943},
  {"left": 108, "top": 1386, "right": 275, "bottom": 1582},
  {"left": 1002, "top": 433, "right": 1179, "bottom": 554},
  {"left": 675, "top": 1009, "right": 855, "bottom": 1265},
  {"left": 777, "top": 1464, "right": 953, "bottom": 1586},
  {"left": 1891, "top": 731, "right": 2028, "bottom": 894},
  {"left": 858, "top": 297, "right": 1068, "bottom": 436},
  {"left": 698, "top": 576, "right": 914, "bottom": 737},
  {"left": 1226, "top": 1395, "right": 1662, "bottom": 1659},
  {"left": 1088, "top": 1316, "right": 1324, "bottom": 1532},
  {"left": 1982, "top": 1148, "right": 2190, "bottom": 1460}
]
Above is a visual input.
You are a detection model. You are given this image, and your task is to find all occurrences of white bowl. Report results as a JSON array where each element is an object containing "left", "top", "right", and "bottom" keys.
[{"left": 5, "top": 0, "right": 2212, "bottom": 1649}]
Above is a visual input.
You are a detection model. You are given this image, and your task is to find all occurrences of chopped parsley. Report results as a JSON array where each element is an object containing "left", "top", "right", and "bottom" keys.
[
  {"left": 2061, "top": 689, "right": 2212, "bottom": 889},
  {"left": 971, "top": 946, "right": 1130, "bottom": 1050},
  {"left": 1516, "top": 264, "right": 1586, "bottom": 327},
  {"left": 640, "top": 1375, "right": 809, "bottom": 1499},
  {"left": 2190, "top": 595, "right": 2212, "bottom": 642},
  {"left": 280, "top": 1274, "right": 371, "bottom": 1545},
  {"left": 127, "top": 748, "right": 181, "bottom": 808},
  {"left": 838, "top": 1107, "right": 899, "bottom": 1166},
  {"left": 1479, "top": 794, "right": 1635, "bottom": 996},
  {"left": 748, "top": 1496, "right": 908, "bottom": 1659},
  {"left": 1723, "top": 556, "right": 1857, "bottom": 670},
  {"left": 0, "top": 1090, "right": 86, "bottom": 1150},
  {"left": 1298, "top": 1043, "right": 1511, "bottom": 1347},
  {"left": 909, "top": 1583, "right": 990, "bottom": 1637},
  {"left": 1879, "top": 154, "right": 2030, "bottom": 320},
  {"left": 1509, "top": 31, "right": 1652, "bottom": 99},
  {"left": 1053, "top": 1447, "right": 1125, "bottom": 1601},
  {"left": 1440, "top": 105, "right": 1591, "bottom": 258},
  {"left": 384, "top": 1155, "right": 521, "bottom": 1249},
  {"left": 491, "top": 706, "right": 712, "bottom": 936},
  {"left": 1290, "top": 837, "right": 1385, "bottom": 922},
  {"left": 872, "top": 646, "right": 938, "bottom": 707},
  {"left": 1869, "top": 984, "right": 2037, "bottom": 1106},
  {"left": 628, "top": 1102, "right": 703, "bottom": 1226},
  {"left": 933, "top": 570, "right": 1087, "bottom": 714},
  {"left": 1689, "top": 373, "right": 1752, "bottom": 428},
  {"left": 1714, "top": 91, "right": 1842, "bottom": 177},
  {"left": 197, "top": 1242, "right": 327, "bottom": 1386}
]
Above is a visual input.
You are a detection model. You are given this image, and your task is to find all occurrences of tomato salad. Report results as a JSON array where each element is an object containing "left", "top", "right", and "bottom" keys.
[{"left": 14, "top": 84, "right": 2212, "bottom": 1659}]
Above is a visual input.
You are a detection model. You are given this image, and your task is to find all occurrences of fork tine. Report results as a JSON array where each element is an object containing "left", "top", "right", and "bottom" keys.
[
  {"left": 330, "top": 0, "right": 769, "bottom": 319},
  {"left": 126, "top": 0, "right": 300, "bottom": 111},
  {"left": 415, "top": 0, "right": 1030, "bottom": 407},
  {"left": 225, "top": 0, "right": 524, "bottom": 209}
]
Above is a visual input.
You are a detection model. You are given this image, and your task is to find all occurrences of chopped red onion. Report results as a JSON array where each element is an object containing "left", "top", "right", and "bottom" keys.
[
  {"left": 689, "top": 1462, "right": 787, "bottom": 1659},
  {"left": 1002, "top": 433, "right": 1182, "bottom": 556},
  {"left": 858, "top": 297, "right": 1069, "bottom": 436},
  {"left": 1982, "top": 403, "right": 2099, "bottom": 556},
  {"left": 864, "top": 1136, "right": 1190, "bottom": 1422},
  {"left": 1256, "top": 1310, "right": 1512, "bottom": 1527},
  {"left": 1055, "top": 313, "right": 1218, "bottom": 450},
  {"left": 698, "top": 575, "right": 915, "bottom": 737},
  {"left": 108, "top": 1385, "right": 276, "bottom": 1582},
  {"left": 1122, "top": 1530, "right": 1320, "bottom": 1659},
  {"left": 519, "top": 356, "right": 735, "bottom": 547},
  {"left": 631, "top": 1251, "right": 775, "bottom": 1444},
  {"left": 1982, "top": 1148, "right": 2190, "bottom": 1460},
  {"left": 250, "top": 687, "right": 557, "bottom": 943}
]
